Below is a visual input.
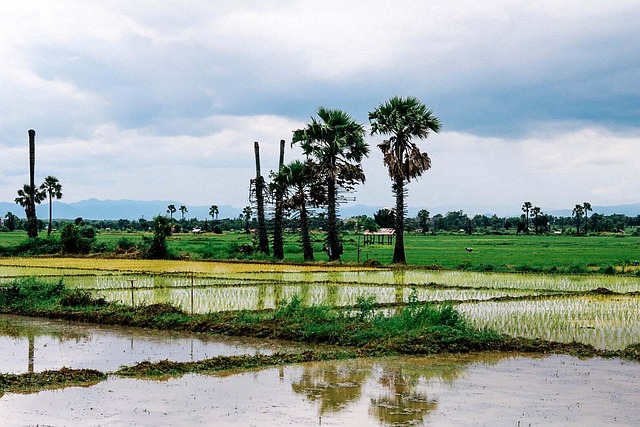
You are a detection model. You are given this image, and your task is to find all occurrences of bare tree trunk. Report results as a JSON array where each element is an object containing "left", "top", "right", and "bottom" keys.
[
  {"left": 299, "top": 202, "right": 314, "bottom": 261},
  {"left": 254, "top": 141, "right": 270, "bottom": 255},
  {"left": 272, "top": 139, "right": 285, "bottom": 260},
  {"left": 27, "top": 129, "right": 38, "bottom": 238}
]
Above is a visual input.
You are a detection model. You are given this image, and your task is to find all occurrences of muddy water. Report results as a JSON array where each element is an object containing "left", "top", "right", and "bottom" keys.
[
  {"left": 0, "top": 315, "right": 321, "bottom": 374},
  {"left": 1, "top": 353, "right": 638, "bottom": 426}
]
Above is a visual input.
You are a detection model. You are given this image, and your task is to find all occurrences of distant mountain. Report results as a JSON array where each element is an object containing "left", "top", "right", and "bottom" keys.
[
  {"left": 0, "top": 199, "right": 241, "bottom": 221},
  {"left": 1, "top": 199, "right": 638, "bottom": 221}
]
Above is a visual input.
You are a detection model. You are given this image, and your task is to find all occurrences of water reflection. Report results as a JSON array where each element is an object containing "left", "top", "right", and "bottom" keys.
[
  {"left": 291, "top": 363, "right": 370, "bottom": 414},
  {"left": 0, "top": 315, "right": 329, "bottom": 374}
]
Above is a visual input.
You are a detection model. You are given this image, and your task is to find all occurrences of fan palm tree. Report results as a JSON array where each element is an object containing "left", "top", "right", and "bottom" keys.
[
  {"left": 583, "top": 202, "right": 592, "bottom": 235},
  {"left": 209, "top": 205, "right": 219, "bottom": 223},
  {"left": 179, "top": 205, "right": 188, "bottom": 221},
  {"left": 572, "top": 204, "right": 585, "bottom": 236},
  {"left": 166, "top": 204, "right": 176, "bottom": 220},
  {"left": 40, "top": 176, "right": 62, "bottom": 236},
  {"left": 522, "top": 201, "right": 532, "bottom": 233},
  {"left": 293, "top": 107, "right": 368, "bottom": 261},
  {"left": 369, "top": 96, "right": 441, "bottom": 263},
  {"left": 242, "top": 206, "right": 252, "bottom": 234},
  {"left": 271, "top": 160, "right": 322, "bottom": 261},
  {"left": 15, "top": 184, "right": 45, "bottom": 236}
]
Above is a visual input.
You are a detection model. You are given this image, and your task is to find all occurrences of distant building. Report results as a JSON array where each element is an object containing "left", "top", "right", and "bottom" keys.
[{"left": 363, "top": 228, "right": 395, "bottom": 245}]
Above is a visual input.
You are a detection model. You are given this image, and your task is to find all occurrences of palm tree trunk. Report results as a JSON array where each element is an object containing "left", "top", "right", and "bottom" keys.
[
  {"left": 254, "top": 141, "right": 270, "bottom": 255},
  {"left": 48, "top": 194, "right": 53, "bottom": 236},
  {"left": 299, "top": 203, "right": 314, "bottom": 261},
  {"left": 392, "top": 175, "right": 406, "bottom": 264},
  {"left": 272, "top": 139, "right": 285, "bottom": 260},
  {"left": 326, "top": 175, "right": 340, "bottom": 261},
  {"left": 27, "top": 129, "right": 38, "bottom": 239}
]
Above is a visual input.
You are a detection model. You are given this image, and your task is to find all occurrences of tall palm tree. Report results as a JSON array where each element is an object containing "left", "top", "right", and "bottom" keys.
[
  {"left": 40, "top": 176, "right": 62, "bottom": 236},
  {"left": 583, "top": 202, "right": 592, "bottom": 235},
  {"left": 572, "top": 204, "right": 585, "bottom": 236},
  {"left": 15, "top": 184, "right": 45, "bottom": 234},
  {"left": 271, "top": 160, "right": 322, "bottom": 261},
  {"left": 209, "top": 205, "right": 219, "bottom": 223},
  {"left": 293, "top": 107, "right": 368, "bottom": 261},
  {"left": 179, "top": 205, "right": 188, "bottom": 221},
  {"left": 531, "top": 206, "right": 541, "bottom": 234},
  {"left": 166, "top": 204, "right": 176, "bottom": 220},
  {"left": 522, "top": 201, "right": 532, "bottom": 233},
  {"left": 369, "top": 96, "right": 441, "bottom": 263}
]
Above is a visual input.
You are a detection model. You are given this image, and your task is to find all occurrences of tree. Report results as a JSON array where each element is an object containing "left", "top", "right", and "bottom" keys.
[
  {"left": 26, "top": 130, "right": 38, "bottom": 238},
  {"left": 179, "top": 205, "right": 188, "bottom": 221},
  {"left": 270, "top": 160, "right": 321, "bottom": 261},
  {"left": 272, "top": 139, "right": 287, "bottom": 260},
  {"left": 251, "top": 141, "right": 270, "bottom": 255},
  {"left": 522, "top": 202, "right": 532, "bottom": 233},
  {"left": 572, "top": 204, "right": 585, "bottom": 236},
  {"left": 242, "top": 206, "right": 252, "bottom": 234},
  {"left": 4, "top": 212, "right": 18, "bottom": 231},
  {"left": 209, "top": 205, "right": 219, "bottom": 223},
  {"left": 374, "top": 208, "right": 396, "bottom": 229},
  {"left": 583, "top": 202, "right": 592, "bottom": 235},
  {"left": 293, "top": 107, "right": 368, "bottom": 261},
  {"left": 417, "top": 209, "right": 430, "bottom": 234},
  {"left": 15, "top": 184, "right": 45, "bottom": 236},
  {"left": 166, "top": 204, "right": 176, "bottom": 220},
  {"left": 531, "top": 206, "right": 541, "bottom": 234},
  {"left": 369, "top": 96, "right": 441, "bottom": 263},
  {"left": 145, "top": 215, "right": 172, "bottom": 259},
  {"left": 40, "top": 176, "right": 62, "bottom": 236}
]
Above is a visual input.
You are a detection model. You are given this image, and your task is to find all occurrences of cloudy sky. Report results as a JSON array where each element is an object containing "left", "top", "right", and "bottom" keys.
[{"left": 1, "top": 1, "right": 639, "bottom": 216}]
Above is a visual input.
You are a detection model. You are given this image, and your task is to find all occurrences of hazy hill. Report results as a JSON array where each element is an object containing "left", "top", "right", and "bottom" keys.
[{"left": 1, "top": 199, "right": 638, "bottom": 221}]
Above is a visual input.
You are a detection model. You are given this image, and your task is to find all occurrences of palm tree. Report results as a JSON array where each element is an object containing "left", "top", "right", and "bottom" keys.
[
  {"left": 15, "top": 184, "right": 45, "bottom": 235},
  {"left": 209, "top": 205, "right": 219, "bottom": 223},
  {"left": 293, "top": 107, "right": 368, "bottom": 261},
  {"left": 583, "top": 202, "right": 592, "bottom": 235},
  {"left": 179, "top": 205, "right": 188, "bottom": 221},
  {"left": 40, "top": 176, "right": 62, "bottom": 236},
  {"left": 369, "top": 96, "right": 441, "bottom": 264},
  {"left": 522, "top": 202, "right": 532, "bottom": 233},
  {"left": 531, "top": 206, "right": 541, "bottom": 234},
  {"left": 572, "top": 204, "right": 585, "bottom": 236},
  {"left": 271, "top": 160, "right": 321, "bottom": 261},
  {"left": 242, "top": 206, "right": 252, "bottom": 234},
  {"left": 166, "top": 204, "right": 176, "bottom": 220}
]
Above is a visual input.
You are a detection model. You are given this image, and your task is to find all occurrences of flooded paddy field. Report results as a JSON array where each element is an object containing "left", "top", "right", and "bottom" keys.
[
  {"left": 0, "top": 315, "right": 325, "bottom": 375},
  {"left": 0, "top": 349, "right": 638, "bottom": 426}
]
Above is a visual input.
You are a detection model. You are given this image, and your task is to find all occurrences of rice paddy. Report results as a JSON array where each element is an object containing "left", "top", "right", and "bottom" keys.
[{"left": 0, "top": 257, "right": 638, "bottom": 351}]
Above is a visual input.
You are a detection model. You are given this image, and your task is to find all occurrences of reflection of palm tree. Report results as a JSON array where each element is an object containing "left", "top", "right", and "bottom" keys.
[
  {"left": 370, "top": 367, "right": 437, "bottom": 425},
  {"left": 291, "top": 362, "right": 370, "bottom": 414},
  {"left": 28, "top": 333, "right": 35, "bottom": 373}
]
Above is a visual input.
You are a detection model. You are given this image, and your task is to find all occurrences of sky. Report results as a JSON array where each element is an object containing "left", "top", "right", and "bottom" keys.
[{"left": 1, "top": 1, "right": 639, "bottom": 217}]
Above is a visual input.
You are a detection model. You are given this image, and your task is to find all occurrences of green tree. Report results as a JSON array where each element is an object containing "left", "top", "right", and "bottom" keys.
[
  {"left": 40, "top": 176, "right": 62, "bottom": 236},
  {"left": 293, "top": 107, "right": 368, "bottom": 261},
  {"left": 374, "top": 208, "right": 396, "bottom": 229},
  {"left": 531, "top": 206, "right": 541, "bottom": 234},
  {"left": 179, "top": 205, "right": 188, "bottom": 221},
  {"left": 270, "top": 160, "right": 321, "bottom": 261},
  {"left": 209, "top": 205, "right": 219, "bottom": 223},
  {"left": 572, "top": 204, "right": 585, "bottom": 236},
  {"left": 166, "top": 204, "right": 176, "bottom": 220},
  {"left": 521, "top": 201, "right": 532, "bottom": 233},
  {"left": 369, "top": 96, "right": 441, "bottom": 263},
  {"left": 583, "top": 202, "right": 592, "bottom": 235},
  {"left": 4, "top": 212, "right": 18, "bottom": 231},
  {"left": 145, "top": 215, "right": 172, "bottom": 259},
  {"left": 417, "top": 209, "right": 430, "bottom": 234},
  {"left": 15, "top": 184, "right": 45, "bottom": 236},
  {"left": 242, "top": 206, "right": 252, "bottom": 234}
]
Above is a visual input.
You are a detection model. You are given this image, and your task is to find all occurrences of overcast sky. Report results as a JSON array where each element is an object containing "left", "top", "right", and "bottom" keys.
[{"left": 1, "top": 1, "right": 639, "bottom": 216}]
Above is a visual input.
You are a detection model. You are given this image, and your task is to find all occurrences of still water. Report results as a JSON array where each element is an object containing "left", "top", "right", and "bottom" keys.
[{"left": 0, "top": 315, "right": 638, "bottom": 426}]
